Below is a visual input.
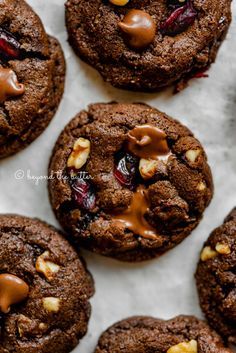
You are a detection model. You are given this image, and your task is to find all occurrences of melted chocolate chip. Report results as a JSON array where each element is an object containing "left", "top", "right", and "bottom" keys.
[
  {"left": 0, "top": 68, "right": 25, "bottom": 103},
  {"left": 127, "top": 124, "right": 170, "bottom": 160},
  {"left": 0, "top": 274, "right": 29, "bottom": 314},
  {"left": 112, "top": 185, "right": 157, "bottom": 239},
  {"left": 118, "top": 9, "right": 156, "bottom": 49}
]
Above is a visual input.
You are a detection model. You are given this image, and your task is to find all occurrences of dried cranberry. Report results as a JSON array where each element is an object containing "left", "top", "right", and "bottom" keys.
[
  {"left": 0, "top": 28, "right": 20, "bottom": 60},
  {"left": 114, "top": 152, "right": 139, "bottom": 190},
  {"left": 71, "top": 178, "right": 96, "bottom": 211},
  {"left": 174, "top": 67, "right": 209, "bottom": 93},
  {"left": 192, "top": 69, "right": 209, "bottom": 79},
  {"left": 161, "top": 1, "right": 197, "bottom": 36}
]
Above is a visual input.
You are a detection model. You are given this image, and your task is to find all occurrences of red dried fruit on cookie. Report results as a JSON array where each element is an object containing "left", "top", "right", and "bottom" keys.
[
  {"left": 161, "top": 0, "right": 197, "bottom": 36},
  {"left": 71, "top": 177, "right": 96, "bottom": 211},
  {"left": 0, "top": 28, "right": 20, "bottom": 60},
  {"left": 114, "top": 152, "right": 139, "bottom": 190}
]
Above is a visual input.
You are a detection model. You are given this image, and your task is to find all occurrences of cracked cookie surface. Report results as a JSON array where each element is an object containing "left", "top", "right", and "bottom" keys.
[
  {"left": 48, "top": 102, "right": 213, "bottom": 262},
  {"left": 65, "top": 0, "right": 231, "bottom": 91},
  {"left": 94, "top": 315, "right": 232, "bottom": 353},
  {"left": 0, "top": 214, "right": 94, "bottom": 353},
  {"left": 0, "top": 0, "right": 65, "bottom": 158},
  {"left": 195, "top": 208, "right": 236, "bottom": 344}
]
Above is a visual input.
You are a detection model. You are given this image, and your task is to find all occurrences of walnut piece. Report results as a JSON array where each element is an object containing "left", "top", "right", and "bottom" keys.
[
  {"left": 67, "top": 137, "right": 91, "bottom": 170},
  {"left": 36, "top": 251, "right": 60, "bottom": 280},
  {"left": 215, "top": 242, "right": 231, "bottom": 255},
  {"left": 17, "top": 315, "right": 48, "bottom": 338},
  {"left": 196, "top": 181, "right": 206, "bottom": 191},
  {"left": 201, "top": 246, "right": 217, "bottom": 261},
  {"left": 139, "top": 158, "right": 159, "bottom": 180},
  {"left": 185, "top": 149, "right": 201, "bottom": 163},
  {"left": 43, "top": 297, "right": 60, "bottom": 313},
  {"left": 167, "top": 340, "right": 198, "bottom": 353}
]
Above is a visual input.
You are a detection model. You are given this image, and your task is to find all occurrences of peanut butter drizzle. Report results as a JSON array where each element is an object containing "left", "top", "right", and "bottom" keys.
[
  {"left": 127, "top": 124, "right": 170, "bottom": 160},
  {"left": 0, "top": 274, "right": 29, "bottom": 313},
  {"left": 0, "top": 68, "right": 25, "bottom": 103},
  {"left": 112, "top": 185, "right": 157, "bottom": 239}
]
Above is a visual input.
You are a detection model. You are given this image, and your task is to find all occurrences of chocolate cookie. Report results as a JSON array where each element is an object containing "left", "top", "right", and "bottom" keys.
[
  {"left": 0, "top": 214, "right": 94, "bottom": 353},
  {"left": 48, "top": 102, "right": 213, "bottom": 262},
  {"left": 195, "top": 208, "right": 236, "bottom": 344},
  {"left": 94, "top": 315, "right": 232, "bottom": 353},
  {"left": 0, "top": 0, "right": 65, "bottom": 159},
  {"left": 65, "top": 0, "right": 231, "bottom": 91}
]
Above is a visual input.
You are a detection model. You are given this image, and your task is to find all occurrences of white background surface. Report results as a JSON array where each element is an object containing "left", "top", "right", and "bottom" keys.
[{"left": 0, "top": 1, "right": 236, "bottom": 352}]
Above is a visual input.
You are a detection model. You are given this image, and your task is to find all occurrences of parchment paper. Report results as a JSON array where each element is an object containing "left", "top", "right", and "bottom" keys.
[{"left": 0, "top": 1, "right": 236, "bottom": 351}]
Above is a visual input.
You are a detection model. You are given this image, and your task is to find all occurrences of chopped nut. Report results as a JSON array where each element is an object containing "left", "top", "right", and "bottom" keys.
[
  {"left": 201, "top": 246, "right": 217, "bottom": 261},
  {"left": 18, "top": 315, "right": 31, "bottom": 337},
  {"left": 18, "top": 325, "right": 23, "bottom": 337},
  {"left": 197, "top": 181, "right": 206, "bottom": 191},
  {"left": 139, "top": 158, "right": 159, "bottom": 180},
  {"left": 43, "top": 297, "right": 60, "bottom": 313},
  {"left": 67, "top": 137, "right": 91, "bottom": 170},
  {"left": 109, "top": 0, "right": 129, "bottom": 5},
  {"left": 17, "top": 315, "right": 48, "bottom": 337},
  {"left": 38, "top": 323, "right": 48, "bottom": 330},
  {"left": 167, "top": 340, "right": 198, "bottom": 353},
  {"left": 36, "top": 251, "right": 60, "bottom": 280},
  {"left": 215, "top": 242, "right": 231, "bottom": 255},
  {"left": 185, "top": 149, "right": 201, "bottom": 163}
]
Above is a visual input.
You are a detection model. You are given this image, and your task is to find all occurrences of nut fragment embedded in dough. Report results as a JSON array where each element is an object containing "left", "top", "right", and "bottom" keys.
[
  {"left": 185, "top": 149, "right": 201, "bottom": 163},
  {"left": 215, "top": 242, "right": 231, "bottom": 255},
  {"left": 67, "top": 137, "right": 91, "bottom": 170},
  {"left": 36, "top": 251, "right": 60, "bottom": 280},
  {"left": 139, "top": 158, "right": 159, "bottom": 179},
  {"left": 167, "top": 339, "right": 198, "bottom": 353},
  {"left": 43, "top": 297, "right": 60, "bottom": 313},
  {"left": 201, "top": 246, "right": 217, "bottom": 261},
  {"left": 197, "top": 181, "right": 206, "bottom": 191},
  {"left": 17, "top": 314, "right": 48, "bottom": 338}
]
